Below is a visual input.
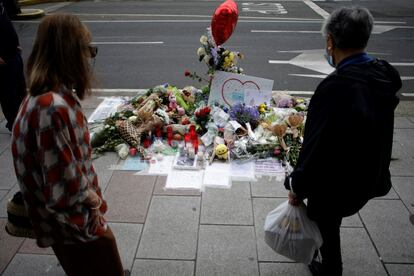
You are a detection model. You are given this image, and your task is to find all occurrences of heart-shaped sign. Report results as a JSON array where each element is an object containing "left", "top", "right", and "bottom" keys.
[{"left": 221, "top": 78, "right": 260, "bottom": 106}]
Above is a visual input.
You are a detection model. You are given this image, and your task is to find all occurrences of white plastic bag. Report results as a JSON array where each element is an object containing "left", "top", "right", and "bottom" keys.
[{"left": 264, "top": 200, "right": 323, "bottom": 264}]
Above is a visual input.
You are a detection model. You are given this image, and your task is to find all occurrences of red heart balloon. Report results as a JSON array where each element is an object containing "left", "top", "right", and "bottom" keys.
[{"left": 211, "top": 0, "right": 238, "bottom": 46}]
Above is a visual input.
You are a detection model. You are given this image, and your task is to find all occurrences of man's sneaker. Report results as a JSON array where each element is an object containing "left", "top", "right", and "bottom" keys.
[{"left": 308, "top": 260, "right": 323, "bottom": 276}]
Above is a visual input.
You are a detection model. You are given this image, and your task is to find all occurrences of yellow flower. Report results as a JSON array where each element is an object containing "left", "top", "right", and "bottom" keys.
[{"left": 223, "top": 57, "right": 232, "bottom": 68}]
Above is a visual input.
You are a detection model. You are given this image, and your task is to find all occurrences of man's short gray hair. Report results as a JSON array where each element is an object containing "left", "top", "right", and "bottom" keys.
[{"left": 322, "top": 6, "right": 374, "bottom": 49}]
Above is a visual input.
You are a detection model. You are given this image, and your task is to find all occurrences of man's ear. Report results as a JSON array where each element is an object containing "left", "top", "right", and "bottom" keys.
[{"left": 326, "top": 33, "right": 335, "bottom": 51}]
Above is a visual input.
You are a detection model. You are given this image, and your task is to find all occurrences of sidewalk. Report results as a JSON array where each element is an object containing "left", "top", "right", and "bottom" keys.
[{"left": 0, "top": 96, "right": 413, "bottom": 276}]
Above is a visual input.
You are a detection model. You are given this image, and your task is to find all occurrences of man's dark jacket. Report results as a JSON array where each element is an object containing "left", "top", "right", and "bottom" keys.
[{"left": 286, "top": 55, "right": 402, "bottom": 220}]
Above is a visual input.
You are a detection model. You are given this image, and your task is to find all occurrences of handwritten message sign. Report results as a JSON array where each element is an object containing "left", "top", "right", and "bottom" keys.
[{"left": 208, "top": 71, "right": 274, "bottom": 107}]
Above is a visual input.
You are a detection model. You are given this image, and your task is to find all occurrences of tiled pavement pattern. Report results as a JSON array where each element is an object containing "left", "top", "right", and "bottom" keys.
[{"left": 1, "top": 97, "right": 414, "bottom": 276}]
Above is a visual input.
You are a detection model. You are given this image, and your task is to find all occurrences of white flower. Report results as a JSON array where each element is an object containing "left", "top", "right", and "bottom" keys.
[
  {"left": 133, "top": 110, "right": 139, "bottom": 115},
  {"left": 128, "top": 116, "right": 138, "bottom": 123},
  {"left": 200, "top": 35, "right": 208, "bottom": 45},
  {"left": 197, "top": 47, "right": 206, "bottom": 57},
  {"left": 104, "top": 124, "right": 110, "bottom": 129},
  {"left": 203, "top": 55, "right": 211, "bottom": 64}
]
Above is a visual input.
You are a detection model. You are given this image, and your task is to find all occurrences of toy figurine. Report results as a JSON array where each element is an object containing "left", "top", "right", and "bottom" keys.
[
  {"left": 215, "top": 144, "right": 229, "bottom": 160},
  {"left": 209, "top": 140, "right": 230, "bottom": 164}
]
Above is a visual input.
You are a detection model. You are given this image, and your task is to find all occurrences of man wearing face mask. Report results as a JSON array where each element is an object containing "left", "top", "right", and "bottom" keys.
[{"left": 284, "top": 6, "right": 401, "bottom": 276}]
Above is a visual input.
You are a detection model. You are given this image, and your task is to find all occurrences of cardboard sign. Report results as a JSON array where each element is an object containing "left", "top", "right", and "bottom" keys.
[{"left": 208, "top": 71, "right": 274, "bottom": 107}]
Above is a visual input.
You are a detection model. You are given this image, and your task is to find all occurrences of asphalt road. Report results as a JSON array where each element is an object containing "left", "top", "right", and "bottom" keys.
[{"left": 13, "top": 0, "right": 414, "bottom": 99}]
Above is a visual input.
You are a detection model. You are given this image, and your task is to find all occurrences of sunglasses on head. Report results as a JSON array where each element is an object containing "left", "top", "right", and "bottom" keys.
[{"left": 88, "top": 45, "right": 98, "bottom": 58}]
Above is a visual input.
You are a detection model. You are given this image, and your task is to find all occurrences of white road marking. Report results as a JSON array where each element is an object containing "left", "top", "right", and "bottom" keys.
[
  {"left": 290, "top": 74, "right": 327, "bottom": 79},
  {"left": 252, "top": 25, "right": 414, "bottom": 35},
  {"left": 402, "top": 93, "right": 414, "bottom": 97},
  {"left": 43, "top": 2, "right": 73, "bottom": 13},
  {"left": 391, "top": 63, "right": 414, "bottom": 66},
  {"left": 303, "top": 0, "right": 330, "bottom": 19},
  {"left": 91, "top": 42, "right": 163, "bottom": 45},
  {"left": 269, "top": 49, "right": 414, "bottom": 80},
  {"left": 252, "top": 30, "right": 321, "bottom": 33},
  {"left": 242, "top": 3, "right": 288, "bottom": 15}
]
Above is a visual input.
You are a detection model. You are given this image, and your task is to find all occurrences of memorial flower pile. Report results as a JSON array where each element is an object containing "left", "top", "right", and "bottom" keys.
[
  {"left": 91, "top": 84, "right": 308, "bottom": 168},
  {"left": 90, "top": 2, "right": 309, "bottom": 170}
]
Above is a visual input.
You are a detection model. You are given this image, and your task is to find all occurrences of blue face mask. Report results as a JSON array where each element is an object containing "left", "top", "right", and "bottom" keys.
[{"left": 324, "top": 48, "right": 335, "bottom": 68}]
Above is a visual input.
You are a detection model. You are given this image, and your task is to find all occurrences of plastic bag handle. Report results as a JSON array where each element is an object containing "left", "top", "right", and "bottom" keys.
[{"left": 289, "top": 177, "right": 296, "bottom": 196}]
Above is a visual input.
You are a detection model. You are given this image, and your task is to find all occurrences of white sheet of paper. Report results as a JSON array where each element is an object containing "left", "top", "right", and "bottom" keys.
[
  {"left": 88, "top": 97, "right": 126, "bottom": 123},
  {"left": 244, "top": 89, "right": 272, "bottom": 106},
  {"left": 208, "top": 71, "right": 274, "bottom": 107},
  {"left": 255, "top": 158, "right": 285, "bottom": 176},
  {"left": 203, "top": 162, "right": 231, "bottom": 189},
  {"left": 165, "top": 169, "right": 204, "bottom": 190},
  {"left": 230, "top": 161, "right": 256, "bottom": 181},
  {"left": 147, "top": 155, "right": 174, "bottom": 175}
]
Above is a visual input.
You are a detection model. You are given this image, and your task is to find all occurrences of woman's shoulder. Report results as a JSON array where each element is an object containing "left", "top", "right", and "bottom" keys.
[{"left": 31, "top": 89, "right": 78, "bottom": 110}]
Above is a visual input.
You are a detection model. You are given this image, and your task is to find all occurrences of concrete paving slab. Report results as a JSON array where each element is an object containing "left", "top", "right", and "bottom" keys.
[
  {"left": 252, "top": 198, "right": 293, "bottom": 262},
  {"left": 386, "top": 264, "right": 414, "bottom": 276},
  {"left": 376, "top": 186, "right": 399, "bottom": 200},
  {"left": 83, "top": 108, "right": 95, "bottom": 120},
  {"left": 0, "top": 148, "right": 17, "bottom": 189},
  {"left": 341, "top": 227, "right": 387, "bottom": 276},
  {"left": 0, "top": 133, "right": 10, "bottom": 154},
  {"left": 394, "top": 128, "right": 414, "bottom": 153},
  {"left": 392, "top": 176, "right": 414, "bottom": 213},
  {"left": 251, "top": 177, "right": 288, "bottom": 198},
  {"left": 93, "top": 151, "right": 119, "bottom": 192},
  {"left": 196, "top": 225, "right": 259, "bottom": 276},
  {"left": 154, "top": 176, "right": 201, "bottom": 196},
  {"left": 0, "top": 189, "right": 7, "bottom": 202},
  {"left": 390, "top": 142, "right": 414, "bottom": 177},
  {"left": 81, "top": 96, "right": 105, "bottom": 109},
  {"left": 109, "top": 222, "right": 142, "bottom": 272},
  {"left": 137, "top": 196, "right": 199, "bottom": 260},
  {"left": 360, "top": 199, "right": 414, "bottom": 263},
  {"left": 342, "top": 213, "right": 363, "bottom": 228},
  {"left": 104, "top": 171, "right": 155, "bottom": 223},
  {"left": 131, "top": 260, "right": 194, "bottom": 276},
  {"left": 18, "top": 239, "right": 54, "bottom": 255},
  {"left": 0, "top": 219, "right": 25, "bottom": 274},
  {"left": 200, "top": 181, "right": 253, "bottom": 225},
  {"left": 1, "top": 254, "right": 64, "bottom": 276},
  {"left": 409, "top": 117, "right": 414, "bottom": 124},
  {"left": 259, "top": 262, "right": 311, "bottom": 276},
  {"left": 0, "top": 120, "right": 9, "bottom": 134},
  {"left": 394, "top": 117, "right": 414, "bottom": 129},
  {"left": 0, "top": 184, "right": 20, "bottom": 218}
]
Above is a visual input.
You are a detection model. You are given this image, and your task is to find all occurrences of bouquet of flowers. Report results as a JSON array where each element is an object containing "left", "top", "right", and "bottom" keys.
[{"left": 197, "top": 31, "right": 243, "bottom": 75}]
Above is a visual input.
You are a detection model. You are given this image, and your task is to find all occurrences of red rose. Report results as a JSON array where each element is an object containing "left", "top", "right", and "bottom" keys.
[
  {"left": 184, "top": 70, "right": 191, "bottom": 77},
  {"left": 203, "top": 106, "right": 211, "bottom": 114}
]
